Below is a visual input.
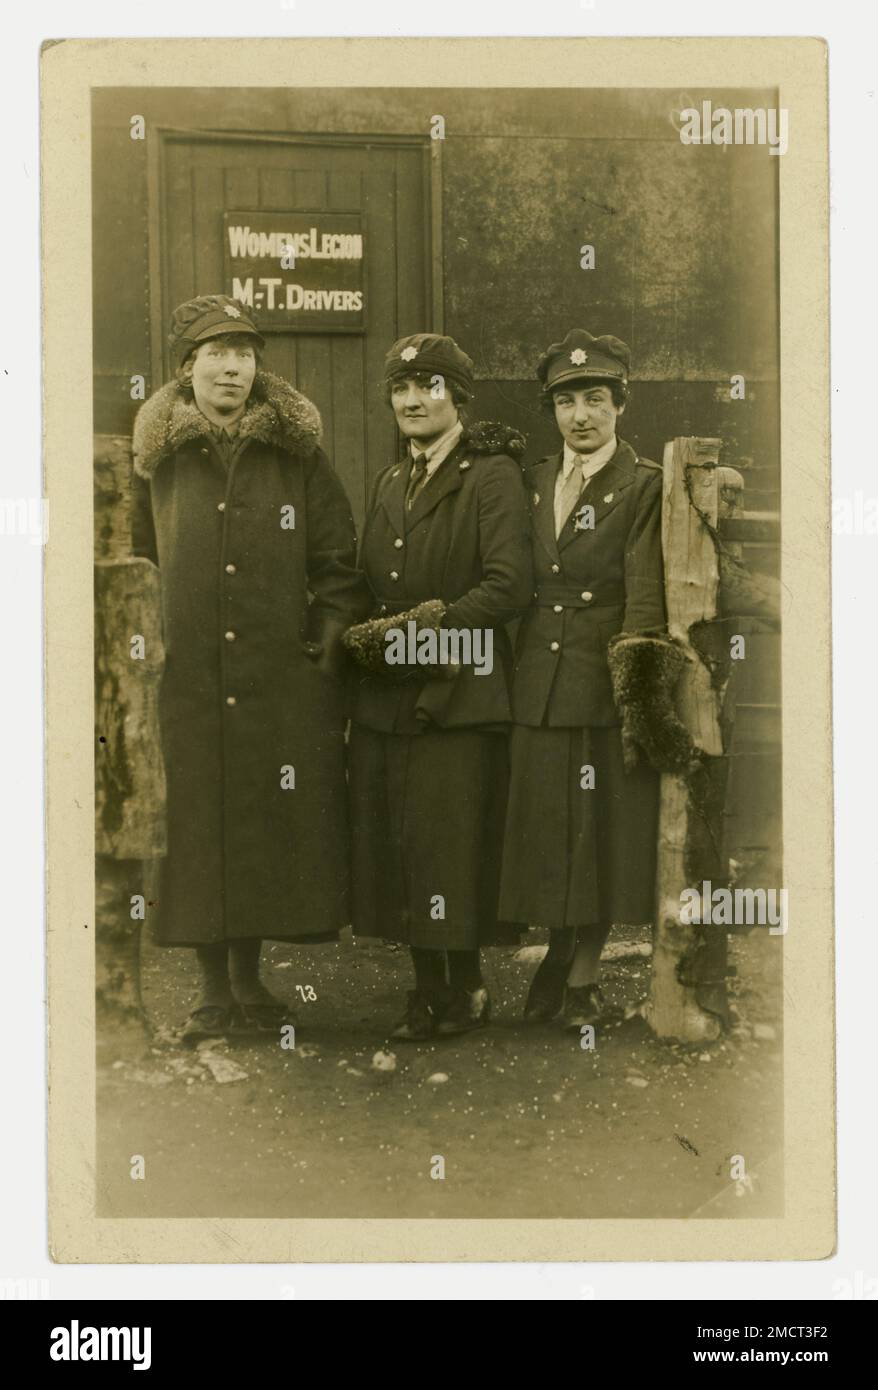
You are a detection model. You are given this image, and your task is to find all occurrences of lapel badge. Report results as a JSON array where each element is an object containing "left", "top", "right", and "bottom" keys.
[
  {"left": 459, "top": 459, "right": 471, "bottom": 471},
  {"left": 603, "top": 492, "right": 614, "bottom": 504}
]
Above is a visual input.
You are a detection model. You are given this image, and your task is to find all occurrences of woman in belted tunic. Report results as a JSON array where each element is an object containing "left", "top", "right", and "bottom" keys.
[
  {"left": 344, "top": 333, "right": 532, "bottom": 1041},
  {"left": 500, "top": 329, "right": 669, "bottom": 1031}
]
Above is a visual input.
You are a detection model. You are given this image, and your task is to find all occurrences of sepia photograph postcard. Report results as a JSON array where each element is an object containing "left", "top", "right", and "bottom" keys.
[{"left": 42, "top": 35, "right": 833, "bottom": 1264}]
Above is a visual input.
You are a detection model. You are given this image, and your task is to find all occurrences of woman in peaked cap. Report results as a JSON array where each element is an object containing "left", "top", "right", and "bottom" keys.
[
  {"left": 500, "top": 329, "right": 687, "bottom": 1032},
  {"left": 344, "top": 333, "right": 533, "bottom": 1041},
  {"left": 131, "top": 294, "right": 370, "bottom": 1046}
]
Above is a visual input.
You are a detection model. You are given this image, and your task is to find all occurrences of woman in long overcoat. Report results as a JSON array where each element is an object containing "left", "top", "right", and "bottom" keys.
[
  {"left": 344, "top": 333, "right": 533, "bottom": 1041},
  {"left": 131, "top": 294, "right": 369, "bottom": 1043},
  {"left": 500, "top": 328, "right": 673, "bottom": 1031}
]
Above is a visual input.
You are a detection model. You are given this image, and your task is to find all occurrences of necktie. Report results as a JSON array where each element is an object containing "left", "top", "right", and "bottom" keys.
[
  {"left": 406, "top": 454, "right": 429, "bottom": 509},
  {"left": 555, "top": 463, "right": 585, "bottom": 537}
]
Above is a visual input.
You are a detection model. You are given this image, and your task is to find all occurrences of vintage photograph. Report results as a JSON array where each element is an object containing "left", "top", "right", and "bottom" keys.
[{"left": 42, "top": 38, "right": 833, "bottom": 1261}]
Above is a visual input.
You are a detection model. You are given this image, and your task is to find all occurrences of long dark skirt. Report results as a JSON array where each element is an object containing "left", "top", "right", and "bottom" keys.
[
  {"left": 499, "top": 724, "right": 659, "bottom": 929},
  {"left": 349, "top": 724, "right": 519, "bottom": 949}
]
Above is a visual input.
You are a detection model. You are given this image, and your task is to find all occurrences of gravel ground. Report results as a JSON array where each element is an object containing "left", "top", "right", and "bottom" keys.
[{"left": 96, "top": 925, "right": 783, "bottom": 1220}]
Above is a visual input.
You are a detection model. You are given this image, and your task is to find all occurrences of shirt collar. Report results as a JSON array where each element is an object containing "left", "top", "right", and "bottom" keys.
[
  {"left": 561, "top": 435, "right": 618, "bottom": 479},
  {"left": 207, "top": 418, "right": 241, "bottom": 442},
  {"left": 410, "top": 419, "right": 464, "bottom": 474}
]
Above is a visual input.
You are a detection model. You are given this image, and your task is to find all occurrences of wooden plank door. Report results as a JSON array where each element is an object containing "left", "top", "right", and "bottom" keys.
[{"left": 156, "top": 132, "right": 435, "bottom": 524}]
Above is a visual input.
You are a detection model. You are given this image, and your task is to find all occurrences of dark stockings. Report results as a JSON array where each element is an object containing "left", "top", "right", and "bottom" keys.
[
  {"left": 567, "top": 922, "right": 613, "bottom": 987},
  {"left": 194, "top": 938, "right": 272, "bottom": 1008},
  {"left": 531, "top": 922, "right": 612, "bottom": 991},
  {"left": 410, "top": 946, "right": 483, "bottom": 996}
]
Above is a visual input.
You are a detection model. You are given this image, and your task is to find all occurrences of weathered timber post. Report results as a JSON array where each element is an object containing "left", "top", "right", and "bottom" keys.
[
  {"left": 95, "top": 435, "right": 166, "bottom": 1031},
  {"left": 647, "top": 440, "right": 782, "bottom": 1042},
  {"left": 648, "top": 438, "right": 727, "bottom": 1042}
]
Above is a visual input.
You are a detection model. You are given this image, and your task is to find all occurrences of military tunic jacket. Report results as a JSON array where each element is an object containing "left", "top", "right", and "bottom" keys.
[
  {"left": 351, "top": 424, "right": 533, "bottom": 734},
  {"left": 511, "top": 438, "right": 666, "bottom": 728}
]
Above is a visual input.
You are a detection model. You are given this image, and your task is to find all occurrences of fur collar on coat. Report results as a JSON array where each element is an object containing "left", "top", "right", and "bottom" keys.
[
  {"left": 457, "top": 420, "right": 527, "bottom": 460},
  {"left": 133, "top": 370, "right": 323, "bottom": 479}
]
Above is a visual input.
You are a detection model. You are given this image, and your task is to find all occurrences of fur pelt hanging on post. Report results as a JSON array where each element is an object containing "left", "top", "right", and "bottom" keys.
[{"left": 607, "top": 634, "right": 694, "bottom": 774}]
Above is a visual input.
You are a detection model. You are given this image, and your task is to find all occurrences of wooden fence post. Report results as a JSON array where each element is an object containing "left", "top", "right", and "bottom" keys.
[
  {"left": 648, "top": 438, "right": 727, "bottom": 1042},
  {"left": 94, "top": 435, "right": 165, "bottom": 1032},
  {"left": 647, "top": 439, "right": 782, "bottom": 1042}
]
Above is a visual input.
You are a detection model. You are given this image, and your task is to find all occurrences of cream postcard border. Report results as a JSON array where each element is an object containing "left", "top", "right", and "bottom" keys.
[{"left": 43, "top": 35, "right": 832, "bottom": 1263}]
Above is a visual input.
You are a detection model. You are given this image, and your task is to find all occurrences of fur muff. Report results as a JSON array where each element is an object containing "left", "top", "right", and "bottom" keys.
[
  {"left": 132, "top": 369, "right": 323, "bottom": 478},
  {"left": 607, "top": 634, "right": 694, "bottom": 774},
  {"left": 343, "top": 599, "right": 451, "bottom": 682}
]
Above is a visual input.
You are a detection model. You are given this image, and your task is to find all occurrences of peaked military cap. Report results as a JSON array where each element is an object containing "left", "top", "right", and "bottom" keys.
[{"left": 537, "top": 329, "right": 630, "bottom": 395}]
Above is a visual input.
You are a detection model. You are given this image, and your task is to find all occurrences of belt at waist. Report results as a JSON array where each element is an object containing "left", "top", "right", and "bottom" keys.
[{"left": 532, "top": 587, "right": 624, "bottom": 611}]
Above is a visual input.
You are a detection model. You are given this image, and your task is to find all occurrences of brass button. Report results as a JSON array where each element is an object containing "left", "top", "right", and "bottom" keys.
[
  {"left": 225, "top": 695, "right": 236, "bottom": 707},
  {"left": 390, "top": 570, "right": 399, "bottom": 581},
  {"left": 581, "top": 591, "right": 593, "bottom": 602},
  {"left": 225, "top": 563, "right": 236, "bottom": 575},
  {"left": 394, "top": 538, "right": 404, "bottom": 549},
  {"left": 551, "top": 563, "right": 560, "bottom": 574},
  {"left": 201, "top": 447, "right": 210, "bottom": 455},
  {"left": 553, "top": 604, "right": 563, "bottom": 614},
  {"left": 217, "top": 502, "right": 226, "bottom": 512},
  {"left": 225, "top": 630, "right": 236, "bottom": 642},
  {"left": 550, "top": 641, "right": 560, "bottom": 653}
]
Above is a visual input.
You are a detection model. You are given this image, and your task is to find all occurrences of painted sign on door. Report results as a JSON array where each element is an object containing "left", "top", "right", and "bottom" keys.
[{"left": 224, "top": 210, "right": 365, "bottom": 332}]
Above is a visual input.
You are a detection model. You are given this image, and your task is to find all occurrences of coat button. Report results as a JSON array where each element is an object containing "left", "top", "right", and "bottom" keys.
[
  {"left": 551, "top": 563, "right": 560, "bottom": 574},
  {"left": 581, "top": 591, "right": 593, "bottom": 601},
  {"left": 217, "top": 502, "right": 226, "bottom": 512},
  {"left": 550, "top": 641, "right": 560, "bottom": 653},
  {"left": 553, "top": 604, "right": 563, "bottom": 614},
  {"left": 390, "top": 570, "right": 399, "bottom": 581},
  {"left": 225, "top": 630, "right": 236, "bottom": 642},
  {"left": 225, "top": 695, "right": 236, "bottom": 707},
  {"left": 201, "top": 447, "right": 209, "bottom": 456},
  {"left": 394, "top": 538, "right": 404, "bottom": 549},
  {"left": 225, "top": 563, "right": 236, "bottom": 575}
]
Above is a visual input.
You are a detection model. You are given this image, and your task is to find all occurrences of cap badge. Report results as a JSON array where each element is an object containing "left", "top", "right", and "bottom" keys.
[
  {"left": 223, "top": 304, "right": 242, "bottom": 319},
  {"left": 400, "top": 345, "right": 418, "bottom": 362},
  {"left": 570, "top": 348, "right": 588, "bottom": 366}
]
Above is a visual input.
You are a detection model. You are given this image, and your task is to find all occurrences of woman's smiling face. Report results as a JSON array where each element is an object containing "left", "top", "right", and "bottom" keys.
[{"left": 187, "top": 335, "right": 257, "bottom": 415}]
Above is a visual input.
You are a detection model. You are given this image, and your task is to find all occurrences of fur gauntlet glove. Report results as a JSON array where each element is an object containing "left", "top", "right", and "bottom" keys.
[{"left": 607, "top": 634, "right": 694, "bottom": 774}]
